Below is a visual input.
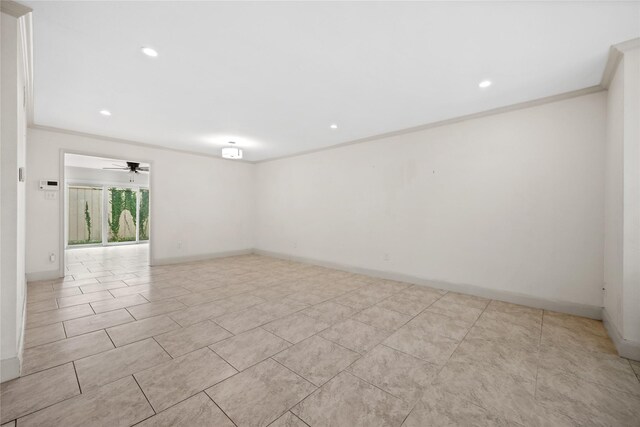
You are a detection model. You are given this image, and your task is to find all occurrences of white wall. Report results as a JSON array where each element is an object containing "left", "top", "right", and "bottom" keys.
[
  {"left": 1, "top": 10, "right": 28, "bottom": 382},
  {"left": 604, "top": 44, "right": 640, "bottom": 358},
  {"left": 256, "top": 92, "right": 606, "bottom": 315},
  {"left": 26, "top": 128, "right": 254, "bottom": 279}
]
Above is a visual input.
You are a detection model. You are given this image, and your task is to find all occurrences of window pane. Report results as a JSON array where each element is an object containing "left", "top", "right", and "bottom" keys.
[
  {"left": 107, "top": 187, "right": 137, "bottom": 243},
  {"left": 68, "top": 186, "right": 102, "bottom": 245},
  {"left": 139, "top": 188, "right": 150, "bottom": 241}
]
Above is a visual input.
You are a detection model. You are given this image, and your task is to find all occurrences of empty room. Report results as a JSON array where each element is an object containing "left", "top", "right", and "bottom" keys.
[{"left": 1, "top": 1, "right": 639, "bottom": 426}]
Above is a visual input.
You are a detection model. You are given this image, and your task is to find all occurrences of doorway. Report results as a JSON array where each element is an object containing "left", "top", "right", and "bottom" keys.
[{"left": 63, "top": 153, "right": 151, "bottom": 275}]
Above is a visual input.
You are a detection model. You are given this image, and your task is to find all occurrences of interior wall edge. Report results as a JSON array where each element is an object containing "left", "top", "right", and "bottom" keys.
[
  {"left": 254, "top": 249, "right": 603, "bottom": 321},
  {"left": 603, "top": 308, "right": 640, "bottom": 361}
]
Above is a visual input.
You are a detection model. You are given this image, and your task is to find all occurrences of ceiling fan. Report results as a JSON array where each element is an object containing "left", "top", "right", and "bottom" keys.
[
  {"left": 103, "top": 161, "right": 149, "bottom": 182},
  {"left": 103, "top": 162, "right": 149, "bottom": 174}
]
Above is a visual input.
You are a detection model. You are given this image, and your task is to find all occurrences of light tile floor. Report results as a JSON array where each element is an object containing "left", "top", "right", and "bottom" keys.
[{"left": 2, "top": 245, "right": 640, "bottom": 426}]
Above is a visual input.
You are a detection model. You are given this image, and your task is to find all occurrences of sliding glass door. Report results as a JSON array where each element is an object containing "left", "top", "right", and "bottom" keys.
[{"left": 67, "top": 185, "right": 149, "bottom": 247}]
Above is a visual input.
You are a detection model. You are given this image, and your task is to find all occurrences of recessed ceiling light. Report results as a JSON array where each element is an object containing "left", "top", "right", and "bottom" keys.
[
  {"left": 330, "top": 124, "right": 338, "bottom": 129},
  {"left": 99, "top": 110, "right": 111, "bottom": 116},
  {"left": 478, "top": 80, "right": 492, "bottom": 88},
  {"left": 141, "top": 47, "right": 158, "bottom": 57}
]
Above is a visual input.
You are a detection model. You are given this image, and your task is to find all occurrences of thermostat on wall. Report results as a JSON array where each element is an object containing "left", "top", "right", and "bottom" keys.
[{"left": 39, "top": 180, "right": 59, "bottom": 190}]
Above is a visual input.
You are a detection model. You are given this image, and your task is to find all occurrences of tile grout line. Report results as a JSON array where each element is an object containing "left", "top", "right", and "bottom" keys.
[
  {"left": 340, "top": 297, "right": 449, "bottom": 405},
  {"left": 342, "top": 363, "right": 410, "bottom": 403},
  {"left": 266, "top": 357, "right": 323, "bottom": 422},
  {"left": 4, "top": 365, "right": 88, "bottom": 423},
  {"left": 104, "top": 326, "right": 118, "bottom": 349},
  {"left": 296, "top": 285, "right": 449, "bottom": 386},
  {"left": 204, "top": 393, "right": 239, "bottom": 427},
  {"left": 420, "top": 298, "right": 498, "bottom": 415},
  {"left": 269, "top": 357, "right": 318, "bottom": 390},
  {"left": 131, "top": 374, "right": 157, "bottom": 415},
  {"left": 71, "top": 361, "right": 83, "bottom": 394},
  {"left": 268, "top": 322, "right": 397, "bottom": 411},
  {"left": 378, "top": 342, "right": 440, "bottom": 369},
  {"left": 290, "top": 411, "right": 311, "bottom": 427},
  {"left": 208, "top": 346, "right": 244, "bottom": 373},
  {"left": 437, "top": 298, "right": 491, "bottom": 368},
  {"left": 150, "top": 335, "right": 174, "bottom": 359},
  {"left": 61, "top": 319, "right": 69, "bottom": 339}
]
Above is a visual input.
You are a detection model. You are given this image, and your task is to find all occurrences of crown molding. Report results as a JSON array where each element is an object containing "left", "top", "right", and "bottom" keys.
[
  {"left": 28, "top": 125, "right": 255, "bottom": 164},
  {"left": 601, "top": 37, "right": 640, "bottom": 89},
  {"left": 614, "top": 37, "right": 640, "bottom": 53},
  {"left": 256, "top": 85, "right": 604, "bottom": 164},
  {"left": 1, "top": 0, "right": 31, "bottom": 17}
]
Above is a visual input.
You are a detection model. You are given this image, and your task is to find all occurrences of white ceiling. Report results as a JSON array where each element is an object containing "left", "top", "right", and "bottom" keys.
[
  {"left": 65, "top": 153, "right": 149, "bottom": 170},
  {"left": 26, "top": 1, "right": 640, "bottom": 161}
]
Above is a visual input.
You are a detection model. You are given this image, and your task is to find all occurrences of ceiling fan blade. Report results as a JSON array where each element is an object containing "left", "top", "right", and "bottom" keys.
[
  {"left": 138, "top": 167, "right": 150, "bottom": 171},
  {"left": 103, "top": 167, "right": 129, "bottom": 170}
]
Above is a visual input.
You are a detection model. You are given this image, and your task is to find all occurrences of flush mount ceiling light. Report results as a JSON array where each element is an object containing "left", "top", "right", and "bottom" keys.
[
  {"left": 99, "top": 110, "right": 111, "bottom": 116},
  {"left": 478, "top": 80, "right": 492, "bottom": 88},
  {"left": 141, "top": 47, "right": 158, "bottom": 57},
  {"left": 222, "top": 142, "right": 243, "bottom": 159},
  {"left": 330, "top": 123, "right": 338, "bottom": 129}
]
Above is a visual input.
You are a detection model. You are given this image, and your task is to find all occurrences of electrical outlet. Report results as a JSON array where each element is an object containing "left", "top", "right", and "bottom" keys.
[
  {"left": 45, "top": 191, "right": 56, "bottom": 200},
  {"left": 49, "top": 253, "right": 56, "bottom": 263},
  {"left": 177, "top": 241, "right": 182, "bottom": 249},
  {"left": 384, "top": 253, "right": 390, "bottom": 262}
]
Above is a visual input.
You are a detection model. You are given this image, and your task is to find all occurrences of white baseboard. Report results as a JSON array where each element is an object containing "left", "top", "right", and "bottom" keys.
[
  {"left": 254, "top": 249, "right": 603, "bottom": 320},
  {"left": 26, "top": 269, "right": 62, "bottom": 282},
  {"left": 1, "top": 356, "right": 21, "bottom": 383},
  {"left": 603, "top": 309, "right": 640, "bottom": 361},
  {"left": 151, "top": 248, "right": 254, "bottom": 266}
]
